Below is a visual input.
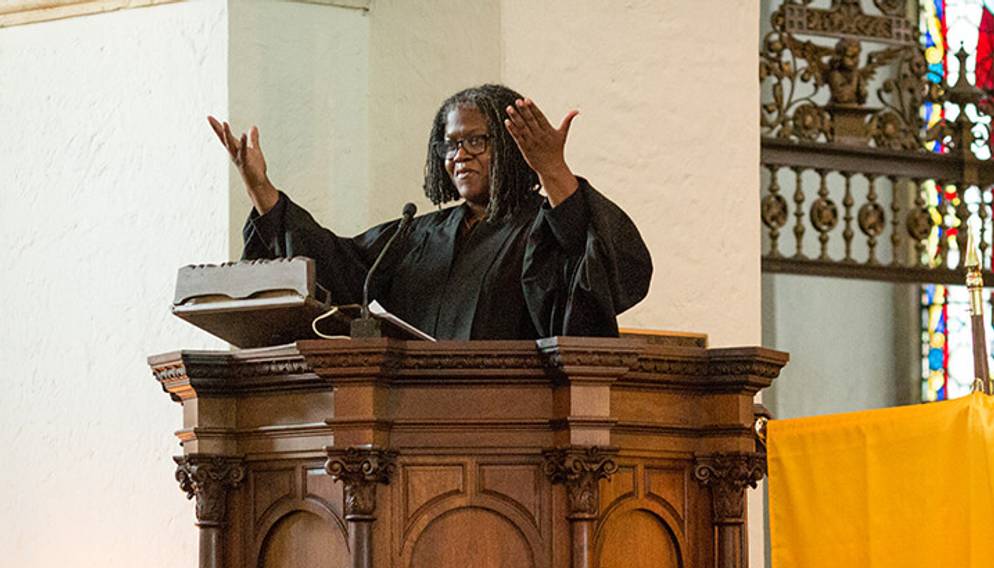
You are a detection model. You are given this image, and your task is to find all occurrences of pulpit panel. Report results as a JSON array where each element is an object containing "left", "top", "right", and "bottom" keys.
[
  {"left": 409, "top": 508, "right": 535, "bottom": 568},
  {"left": 594, "top": 459, "right": 697, "bottom": 568},
  {"left": 232, "top": 461, "right": 349, "bottom": 568},
  {"left": 598, "top": 509, "right": 681, "bottom": 568},
  {"left": 394, "top": 456, "right": 552, "bottom": 567},
  {"left": 259, "top": 511, "right": 348, "bottom": 568}
]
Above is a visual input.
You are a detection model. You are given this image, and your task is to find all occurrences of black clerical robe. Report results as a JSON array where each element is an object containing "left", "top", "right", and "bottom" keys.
[{"left": 242, "top": 178, "right": 652, "bottom": 340}]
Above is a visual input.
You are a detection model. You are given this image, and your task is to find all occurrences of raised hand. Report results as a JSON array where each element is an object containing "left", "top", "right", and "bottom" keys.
[
  {"left": 207, "top": 116, "right": 279, "bottom": 214},
  {"left": 504, "top": 98, "right": 579, "bottom": 206}
]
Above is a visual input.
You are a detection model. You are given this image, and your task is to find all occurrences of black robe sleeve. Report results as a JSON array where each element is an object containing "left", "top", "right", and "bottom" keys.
[
  {"left": 242, "top": 192, "right": 400, "bottom": 305},
  {"left": 521, "top": 178, "right": 653, "bottom": 337}
]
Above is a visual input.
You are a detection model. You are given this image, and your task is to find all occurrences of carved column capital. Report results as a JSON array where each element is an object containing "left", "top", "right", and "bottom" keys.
[
  {"left": 693, "top": 452, "right": 766, "bottom": 525},
  {"left": 174, "top": 454, "right": 245, "bottom": 527},
  {"left": 542, "top": 446, "right": 619, "bottom": 519},
  {"left": 325, "top": 446, "right": 398, "bottom": 520}
]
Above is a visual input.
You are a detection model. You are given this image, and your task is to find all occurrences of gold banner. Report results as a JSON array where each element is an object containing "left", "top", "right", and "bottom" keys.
[{"left": 769, "top": 393, "right": 994, "bottom": 567}]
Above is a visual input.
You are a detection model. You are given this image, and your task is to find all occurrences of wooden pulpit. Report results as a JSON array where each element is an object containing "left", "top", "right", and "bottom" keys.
[{"left": 150, "top": 333, "right": 786, "bottom": 568}]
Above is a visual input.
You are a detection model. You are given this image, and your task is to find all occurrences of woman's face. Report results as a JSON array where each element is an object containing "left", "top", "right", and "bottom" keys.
[{"left": 444, "top": 105, "right": 491, "bottom": 208}]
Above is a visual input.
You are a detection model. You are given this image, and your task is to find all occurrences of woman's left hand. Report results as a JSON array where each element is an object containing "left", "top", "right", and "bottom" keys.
[{"left": 504, "top": 98, "right": 580, "bottom": 206}]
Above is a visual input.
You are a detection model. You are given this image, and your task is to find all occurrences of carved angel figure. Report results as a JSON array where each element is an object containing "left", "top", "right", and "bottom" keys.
[
  {"left": 825, "top": 38, "right": 901, "bottom": 106},
  {"left": 827, "top": 39, "right": 868, "bottom": 105}
]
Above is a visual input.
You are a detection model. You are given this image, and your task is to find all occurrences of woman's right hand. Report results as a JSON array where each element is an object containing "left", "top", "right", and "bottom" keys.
[{"left": 208, "top": 116, "right": 280, "bottom": 214}]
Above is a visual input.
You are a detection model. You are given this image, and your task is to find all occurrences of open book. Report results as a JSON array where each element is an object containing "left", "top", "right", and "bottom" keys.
[{"left": 367, "top": 301, "right": 435, "bottom": 340}]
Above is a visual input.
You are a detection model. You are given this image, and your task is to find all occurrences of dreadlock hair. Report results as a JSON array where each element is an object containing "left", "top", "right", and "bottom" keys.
[{"left": 423, "top": 84, "right": 540, "bottom": 221}]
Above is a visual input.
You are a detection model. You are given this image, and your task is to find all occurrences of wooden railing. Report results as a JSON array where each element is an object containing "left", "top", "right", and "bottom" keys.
[
  {"left": 761, "top": 137, "right": 994, "bottom": 284},
  {"left": 759, "top": 0, "right": 994, "bottom": 285}
]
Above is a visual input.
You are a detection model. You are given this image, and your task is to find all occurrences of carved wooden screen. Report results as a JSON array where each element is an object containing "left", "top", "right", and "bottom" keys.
[{"left": 760, "top": 0, "right": 994, "bottom": 400}]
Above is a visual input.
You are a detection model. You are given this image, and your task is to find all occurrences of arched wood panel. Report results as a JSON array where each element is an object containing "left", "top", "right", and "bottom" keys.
[
  {"left": 247, "top": 463, "right": 350, "bottom": 568},
  {"left": 394, "top": 457, "right": 552, "bottom": 567},
  {"left": 597, "top": 508, "right": 682, "bottom": 568},
  {"left": 409, "top": 507, "right": 535, "bottom": 568},
  {"left": 258, "top": 510, "right": 349, "bottom": 568}
]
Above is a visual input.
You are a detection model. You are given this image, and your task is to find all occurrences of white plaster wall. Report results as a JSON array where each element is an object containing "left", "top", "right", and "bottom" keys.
[
  {"left": 226, "top": 0, "right": 501, "bottom": 251},
  {"left": 0, "top": 2, "right": 229, "bottom": 566},
  {"left": 761, "top": 274, "right": 917, "bottom": 418},
  {"left": 227, "top": 0, "right": 370, "bottom": 253},
  {"left": 367, "top": 0, "right": 501, "bottom": 222},
  {"left": 501, "top": 0, "right": 761, "bottom": 349}
]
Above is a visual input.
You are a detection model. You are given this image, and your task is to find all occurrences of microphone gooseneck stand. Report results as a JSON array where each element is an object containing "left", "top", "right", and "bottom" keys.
[{"left": 350, "top": 203, "right": 417, "bottom": 338}]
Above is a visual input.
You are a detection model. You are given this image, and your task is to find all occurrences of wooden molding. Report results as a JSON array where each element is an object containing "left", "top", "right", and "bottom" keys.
[
  {"left": 154, "top": 334, "right": 785, "bottom": 567},
  {"left": 0, "top": 1, "right": 183, "bottom": 28},
  {"left": 0, "top": 0, "right": 369, "bottom": 28}
]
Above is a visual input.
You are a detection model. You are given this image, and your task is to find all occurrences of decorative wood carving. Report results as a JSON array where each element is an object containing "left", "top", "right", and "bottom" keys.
[
  {"left": 174, "top": 454, "right": 245, "bottom": 527},
  {"left": 782, "top": 0, "right": 912, "bottom": 43},
  {"left": 706, "top": 360, "right": 786, "bottom": 381},
  {"left": 325, "top": 446, "right": 398, "bottom": 519},
  {"left": 541, "top": 351, "right": 639, "bottom": 373},
  {"left": 150, "top": 347, "right": 321, "bottom": 403},
  {"left": 634, "top": 357, "right": 707, "bottom": 377},
  {"left": 404, "top": 353, "right": 543, "bottom": 370},
  {"left": 298, "top": 339, "right": 549, "bottom": 378},
  {"left": 693, "top": 453, "right": 767, "bottom": 525},
  {"left": 543, "top": 446, "right": 620, "bottom": 568},
  {"left": 326, "top": 446, "right": 398, "bottom": 568},
  {"left": 153, "top": 336, "right": 787, "bottom": 567},
  {"left": 307, "top": 351, "right": 402, "bottom": 375},
  {"left": 693, "top": 453, "right": 767, "bottom": 568},
  {"left": 154, "top": 339, "right": 787, "bottom": 393},
  {"left": 151, "top": 357, "right": 311, "bottom": 382},
  {"left": 542, "top": 446, "right": 618, "bottom": 519},
  {"left": 183, "top": 360, "right": 312, "bottom": 381}
]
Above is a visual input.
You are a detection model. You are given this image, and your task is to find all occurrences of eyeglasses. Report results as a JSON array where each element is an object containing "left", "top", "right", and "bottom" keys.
[{"left": 432, "top": 135, "right": 490, "bottom": 159}]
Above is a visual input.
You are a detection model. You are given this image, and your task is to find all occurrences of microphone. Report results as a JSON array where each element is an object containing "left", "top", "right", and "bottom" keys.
[{"left": 352, "top": 203, "right": 417, "bottom": 337}]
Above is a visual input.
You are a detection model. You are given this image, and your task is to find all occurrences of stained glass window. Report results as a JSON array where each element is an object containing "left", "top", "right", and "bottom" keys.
[
  {"left": 919, "top": 0, "right": 994, "bottom": 402},
  {"left": 921, "top": 0, "right": 947, "bottom": 153}
]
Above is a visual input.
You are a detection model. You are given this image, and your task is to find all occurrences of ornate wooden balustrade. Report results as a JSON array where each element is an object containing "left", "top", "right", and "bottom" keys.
[
  {"left": 150, "top": 334, "right": 786, "bottom": 568},
  {"left": 760, "top": 0, "right": 994, "bottom": 284}
]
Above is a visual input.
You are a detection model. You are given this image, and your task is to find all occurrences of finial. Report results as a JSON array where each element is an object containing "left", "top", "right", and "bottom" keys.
[
  {"left": 963, "top": 221, "right": 992, "bottom": 395},
  {"left": 957, "top": 44, "right": 969, "bottom": 66},
  {"left": 966, "top": 225, "right": 981, "bottom": 270},
  {"left": 948, "top": 45, "right": 983, "bottom": 106}
]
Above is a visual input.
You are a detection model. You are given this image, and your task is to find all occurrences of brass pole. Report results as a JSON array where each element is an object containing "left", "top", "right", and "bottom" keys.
[{"left": 964, "top": 230, "right": 991, "bottom": 395}]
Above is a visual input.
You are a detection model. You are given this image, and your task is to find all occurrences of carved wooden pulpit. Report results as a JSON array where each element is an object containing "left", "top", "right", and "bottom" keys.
[{"left": 150, "top": 334, "right": 786, "bottom": 568}]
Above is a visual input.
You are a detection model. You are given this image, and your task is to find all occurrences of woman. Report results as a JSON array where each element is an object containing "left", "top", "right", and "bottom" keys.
[{"left": 208, "top": 84, "right": 651, "bottom": 340}]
